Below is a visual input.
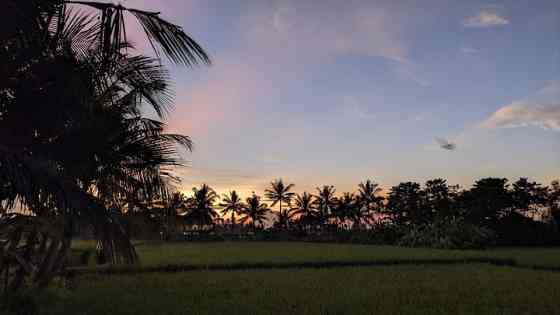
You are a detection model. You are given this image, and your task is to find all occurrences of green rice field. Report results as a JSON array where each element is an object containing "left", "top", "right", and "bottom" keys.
[{"left": 14, "top": 242, "right": 560, "bottom": 315}]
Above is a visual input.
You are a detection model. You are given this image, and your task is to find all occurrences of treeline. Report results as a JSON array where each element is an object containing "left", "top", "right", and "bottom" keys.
[{"left": 130, "top": 177, "right": 560, "bottom": 249}]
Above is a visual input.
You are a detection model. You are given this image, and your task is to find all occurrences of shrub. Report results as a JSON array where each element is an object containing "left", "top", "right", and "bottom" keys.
[{"left": 398, "top": 218, "right": 495, "bottom": 249}]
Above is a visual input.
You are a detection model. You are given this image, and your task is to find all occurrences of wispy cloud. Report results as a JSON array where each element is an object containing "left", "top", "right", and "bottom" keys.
[
  {"left": 394, "top": 62, "right": 431, "bottom": 87},
  {"left": 246, "top": 1, "right": 410, "bottom": 64},
  {"left": 481, "top": 102, "right": 560, "bottom": 131},
  {"left": 463, "top": 11, "right": 509, "bottom": 28},
  {"left": 480, "top": 81, "right": 560, "bottom": 131},
  {"left": 460, "top": 47, "right": 479, "bottom": 54},
  {"left": 169, "top": 1, "right": 423, "bottom": 137}
]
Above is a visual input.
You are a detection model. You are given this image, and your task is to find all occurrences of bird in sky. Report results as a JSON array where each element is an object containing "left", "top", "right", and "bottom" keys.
[{"left": 436, "top": 137, "right": 456, "bottom": 151}]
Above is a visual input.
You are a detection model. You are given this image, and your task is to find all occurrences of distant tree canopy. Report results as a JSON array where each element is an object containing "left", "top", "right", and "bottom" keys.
[
  {"left": 153, "top": 177, "right": 559, "bottom": 248},
  {"left": 387, "top": 182, "right": 425, "bottom": 226}
]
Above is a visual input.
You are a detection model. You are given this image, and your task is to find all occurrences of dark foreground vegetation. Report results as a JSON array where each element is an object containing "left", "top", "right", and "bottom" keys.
[
  {"left": 1, "top": 0, "right": 209, "bottom": 293},
  {"left": 74, "top": 241, "right": 560, "bottom": 272},
  {"left": 4, "top": 242, "right": 560, "bottom": 315},
  {"left": 12, "top": 265, "right": 560, "bottom": 315}
]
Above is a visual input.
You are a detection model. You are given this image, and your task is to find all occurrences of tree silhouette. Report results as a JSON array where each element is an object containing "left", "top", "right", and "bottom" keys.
[
  {"left": 273, "top": 209, "right": 291, "bottom": 230},
  {"left": 332, "top": 192, "right": 356, "bottom": 230},
  {"left": 290, "top": 192, "right": 318, "bottom": 230},
  {"left": 314, "top": 185, "right": 337, "bottom": 226},
  {"left": 511, "top": 178, "right": 547, "bottom": 216},
  {"left": 355, "top": 180, "right": 384, "bottom": 228},
  {"left": 387, "top": 182, "right": 425, "bottom": 226},
  {"left": 159, "top": 192, "right": 188, "bottom": 238},
  {"left": 462, "top": 178, "right": 512, "bottom": 226},
  {"left": 1, "top": 0, "right": 209, "bottom": 290},
  {"left": 240, "top": 193, "right": 270, "bottom": 231},
  {"left": 548, "top": 180, "right": 560, "bottom": 227},
  {"left": 184, "top": 184, "right": 219, "bottom": 227},
  {"left": 264, "top": 179, "right": 295, "bottom": 228},
  {"left": 424, "top": 179, "right": 457, "bottom": 222},
  {"left": 64, "top": 1, "right": 210, "bottom": 66},
  {"left": 219, "top": 190, "right": 245, "bottom": 227}
]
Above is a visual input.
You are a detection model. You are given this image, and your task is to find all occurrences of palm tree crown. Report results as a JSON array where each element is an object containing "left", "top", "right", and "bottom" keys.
[
  {"left": 264, "top": 178, "right": 295, "bottom": 217},
  {"left": 333, "top": 192, "right": 356, "bottom": 228},
  {"left": 314, "top": 185, "right": 337, "bottom": 224},
  {"left": 184, "top": 184, "right": 219, "bottom": 227},
  {"left": 240, "top": 193, "right": 270, "bottom": 230},
  {"left": 290, "top": 192, "right": 318, "bottom": 226},
  {"left": 355, "top": 179, "right": 384, "bottom": 227},
  {"left": 357, "top": 180, "right": 383, "bottom": 206},
  {"left": 219, "top": 190, "right": 245, "bottom": 226}
]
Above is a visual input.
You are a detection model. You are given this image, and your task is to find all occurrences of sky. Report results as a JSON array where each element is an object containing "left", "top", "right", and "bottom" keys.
[{"left": 120, "top": 0, "right": 559, "bottom": 197}]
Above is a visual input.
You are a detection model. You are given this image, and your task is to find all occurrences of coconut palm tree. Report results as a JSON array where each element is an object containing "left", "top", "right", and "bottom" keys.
[
  {"left": 264, "top": 179, "right": 295, "bottom": 228},
  {"left": 358, "top": 180, "right": 383, "bottom": 209},
  {"left": 333, "top": 192, "right": 356, "bottom": 229},
  {"left": 355, "top": 180, "right": 384, "bottom": 228},
  {"left": 314, "top": 185, "right": 337, "bottom": 226},
  {"left": 0, "top": 0, "right": 209, "bottom": 290},
  {"left": 240, "top": 194, "right": 270, "bottom": 231},
  {"left": 184, "top": 184, "right": 219, "bottom": 228},
  {"left": 219, "top": 190, "right": 245, "bottom": 227},
  {"left": 160, "top": 192, "right": 188, "bottom": 237},
  {"left": 290, "top": 192, "right": 318, "bottom": 230}
]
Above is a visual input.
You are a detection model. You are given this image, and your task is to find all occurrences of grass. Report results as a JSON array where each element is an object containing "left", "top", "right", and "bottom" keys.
[
  {"left": 40, "top": 264, "right": 560, "bottom": 315},
  {"left": 72, "top": 240, "right": 560, "bottom": 271},
  {"left": 47, "top": 241, "right": 560, "bottom": 315}
]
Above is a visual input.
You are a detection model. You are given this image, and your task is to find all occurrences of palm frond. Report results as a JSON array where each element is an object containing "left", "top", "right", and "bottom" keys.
[{"left": 66, "top": 1, "right": 211, "bottom": 66}]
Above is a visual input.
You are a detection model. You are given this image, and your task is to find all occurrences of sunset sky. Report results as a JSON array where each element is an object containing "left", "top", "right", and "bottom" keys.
[{"left": 122, "top": 0, "right": 559, "bottom": 196}]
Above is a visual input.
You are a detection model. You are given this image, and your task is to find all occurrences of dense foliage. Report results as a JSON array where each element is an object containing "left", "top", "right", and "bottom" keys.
[
  {"left": 150, "top": 178, "right": 560, "bottom": 249},
  {"left": 1, "top": 0, "right": 208, "bottom": 292}
]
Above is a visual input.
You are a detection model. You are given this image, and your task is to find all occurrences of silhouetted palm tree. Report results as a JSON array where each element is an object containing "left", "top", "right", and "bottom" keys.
[
  {"left": 161, "top": 192, "right": 188, "bottom": 236},
  {"left": 290, "top": 192, "right": 318, "bottom": 230},
  {"left": 219, "top": 190, "right": 245, "bottom": 227},
  {"left": 357, "top": 180, "right": 383, "bottom": 209},
  {"left": 314, "top": 185, "right": 337, "bottom": 226},
  {"left": 265, "top": 179, "right": 295, "bottom": 227},
  {"left": 1, "top": 0, "right": 209, "bottom": 290},
  {"left": 184, "top": 184, "right": 219, "bottom": 227},
  {"left": 240, "top": 193, "right": 270, "bottom": 231},
  {"left": 355, "top": 180, "right": 384, "bottom": 228},
  {"left": 65, "top": 1, "right": 210, "bottom": 66},
  {"left": 333, "top": 192, "right": 356, "bottom": 229}
]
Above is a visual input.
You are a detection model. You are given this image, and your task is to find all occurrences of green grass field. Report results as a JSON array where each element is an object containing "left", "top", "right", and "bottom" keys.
[
  {"left": 73, "top": 240, "right": 560, "bottom": 270},
  {"left": 25, "top": 241, "right": 560, "bottom": 315}
]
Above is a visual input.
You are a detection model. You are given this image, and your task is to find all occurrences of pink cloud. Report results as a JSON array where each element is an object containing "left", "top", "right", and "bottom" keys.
[
  {"left": 167, "top": 1, "right": 421, "bottom": 137},
  {"left": 481, "top": 102, "right": 560, "bottom": 131},
  {"left": 480, "top": 82, "right": 560, "bottom": 131},
  {"left": 243, "top": 1, "right": 410, "bottom": 64},
  {"left": 166, "top": 58, "right": 269, "bottom": 141},
  {"left": 463, "top": 11, "right": 509, "bottom": 28}
]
